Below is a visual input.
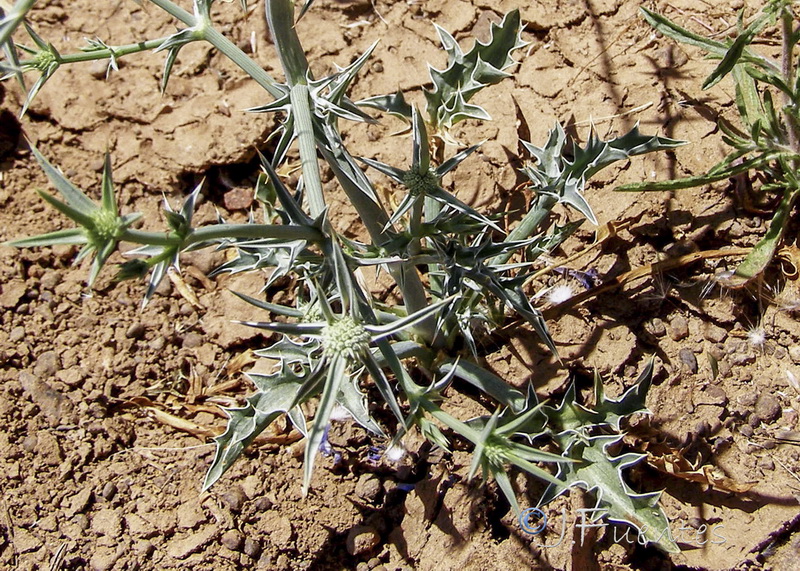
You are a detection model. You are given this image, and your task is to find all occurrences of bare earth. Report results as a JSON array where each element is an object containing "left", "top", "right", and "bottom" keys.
[{"left": 1, "top": 0, "right": 800, "bottom": 569}]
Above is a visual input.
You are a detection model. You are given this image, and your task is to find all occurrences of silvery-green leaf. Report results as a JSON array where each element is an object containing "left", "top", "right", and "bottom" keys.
[
  {"left": 303, "top": 355, "right": 348, "bottom": 496},
  {"left": 203, "top": 363, "right": 310, "bottom": 490},
  {"left": 523, "top": 123, "right": 684, "bottom": 224},
  {"left": 337, "top": 374, "right": 385, "bottom": 437},
  {"left": 30, "top": 146, "right": 96, "bottom": 213},
  {"left": 592, "top": 359, "right": 654, "bottom": 431},
  {"left": 539, "top": 434, "right": 678, "bottom": 553},
  {"left": 7, "top": 227, "right": 87, "bottom": 248},
  {"left": 438, "top": 359, "right": 526, "bottom": 411},
  {"left": 424, "top": 10, "right": 525, "bottom": 131},
  {"left": 357, "top": 90, "right": 412, "bottom": 120}
]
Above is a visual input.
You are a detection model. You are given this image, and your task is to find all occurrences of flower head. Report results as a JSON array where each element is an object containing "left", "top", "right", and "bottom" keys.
[{"left": 322, "top": 315, "right": 371, "bottom": 360}]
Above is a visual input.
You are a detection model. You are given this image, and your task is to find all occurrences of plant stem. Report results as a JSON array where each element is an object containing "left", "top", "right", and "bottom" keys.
[
  {"left": 266, "top": 0, "right": 327, "bottom": 217},
  {"left": 408, "top": 200, "right": 423, "bottom": 256},
  {"left": 147, "top": 0, "right": 283, "bottom": 98},
  {"left": 290, "top": 85, "right": 327, "bottom": 218},
  {"left": 782, "top": 8, "right": 800, "bottom": 157},
  {"left": 418, "top": 397, "right": 481, "bottom": 443},
  {"left": 122, "top": 223, "right": 322, "bottom": 247},
  {"left": 496, "top": 195, "right": 558, "bottom": 264},
  {"left": 146, "top": 0, "right": 193, "bottom": 23},
  {"left": 20, "top": 37, "right": 168, "bottom": 66},
  {"left": 265, "top": 0, "right": 434, "bottom": 341},
  {"left": 201, "top": 25, "right": 283, "bottom": 98}
]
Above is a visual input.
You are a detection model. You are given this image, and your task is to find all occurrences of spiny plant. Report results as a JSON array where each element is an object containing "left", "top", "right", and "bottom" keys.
[
  {"left": 2, "top": 0, "right": 681, "bottom": 552},
  {"left": 621, "top": 0, "right": 800, "bottom": 288}
]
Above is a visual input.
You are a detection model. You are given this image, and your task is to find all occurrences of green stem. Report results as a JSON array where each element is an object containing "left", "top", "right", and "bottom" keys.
[
  {"left": 147, "top": 0, "right": 283, "bottom": 98},
  {"left": 266, "top": 0, "right": 326, "bottom": 217},
  {"left": 21, "top": 37, "right": 168, "bottom": 66},
  {"left": 265, "top": 0, "right": 434, "bottom": 340},
  {"left": 266, "top": 0, "right": 309, "bottom": 86},
  {"left": 781, "top": 8, "right": 800, "bottom": 157},
  {"left": 497, "top": 195, "right": 558, "bottom": 265},
  {"left": 408, "top": 199, "right": 423, "bottom": 256},
  {"left": 201, "top": 24, "right": 283, "bottom": 99},
  {"left": 417, "top": 397, "right": 481, "bottom": 443},
  {"left": 146, "top": 0, "right": 193, "bottom": 23},
  {"left": 290, "top": 84, "right": 327, "bottom": 218},
  {"left": 425, "top": 138, "right": 446, "bottom": 296},
  {"left": 122, "top": 223, "right": 322, "bottom": 247}
]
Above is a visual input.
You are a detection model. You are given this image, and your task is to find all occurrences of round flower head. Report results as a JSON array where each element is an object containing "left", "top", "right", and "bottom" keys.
[{"left": 322, "top": 316, "right": 371, "bottom": 361}]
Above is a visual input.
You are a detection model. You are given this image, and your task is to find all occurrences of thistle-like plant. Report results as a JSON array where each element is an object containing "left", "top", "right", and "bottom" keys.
[
  {"left": 3, "top": 0, "right": 683, "bottom": 551},
  {"left": 621, "top": 1, "right": 800, "bottom": 286},
  {"left": 12, "top": 147, "right": 142, "bottom": 287}
]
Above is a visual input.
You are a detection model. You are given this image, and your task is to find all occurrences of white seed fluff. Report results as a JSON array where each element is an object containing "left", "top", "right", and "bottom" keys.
[
  {"left": 546, "top": 284, "right": 574, "bottom": 305},
  {"left": 384, "top": 443, "right": 406, "bottom": 463},
  {"left": 329, "top": 404, "right": 352, "bottom": 422},
  {"left": 747, "top": 327, "right": 766, "bottom": 349}
]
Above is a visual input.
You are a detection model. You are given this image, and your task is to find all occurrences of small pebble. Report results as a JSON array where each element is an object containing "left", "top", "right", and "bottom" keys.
[
  {"left": 221, "top": 529, "right": 244, "bottom": 551},
  {"left": 668, "top": 315, "right": 689, "bottom": 341},
  {"left": 346, "top": 525, "right": 380, "bottom": 557},
  {"left": 89, "top": 59, "right": 109, "bottom": 79},
  {"left": 126, "top": 323, "right": 146, "bottom": 339},
  {"left": 252, "top": 497, "right": 273, "bottom": 511},
  {"left": 354, "top": 474, "right": 383, "bottom": 504},
  {"left": 700, "top": 385, "right": 728, "bottom": 407},
  {"left": 183, "top": 332, "right": 203, "bottom": 349},
  {"left": 21, "top": 434, "right": 37, "bottom": 453},
  {"left": 243, "top": 538, "right": 261, "bottom": 559},
  {"left": 704, "top": 324, "right": 727, "bottom": 343},
  {"left": 678, "top": 348, "right": 698, "bottom": 374},
  {"left": 134, "top": 540, "right": 154, "bottom": 556},
  {"left": 40, "top": 271, "right": 62, "bottom": 290},
  {"left": 101, "top": 481, "right": 117, "bottom": 501},
  {"left": 223, "top": 187, "right": 254, "bottom": 211},
  {"left": 644, "top": 318, "right": 666, "bottom": 337},
  {"left": 687, "top": 517, "right": 704, "bottom": 529},
  {"left": 220, "top": 485, "right": 247, "bottom": 513},
  {"left": 74, "top": 514, "right": 90, "bottom": 531},
  {"left": 754, "top": 394, "right": 782, "bottom": 424},
  {"left": 34, "top": 350, "right": 60, "bottom": 377},
  {"left": 757, "top": 457, "right": 775, "bottom": 471},
  {"left": 737, "top": 393, "right": 758, "bottom": 407}
]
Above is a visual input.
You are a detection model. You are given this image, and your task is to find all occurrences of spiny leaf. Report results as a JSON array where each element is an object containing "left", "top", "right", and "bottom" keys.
[
  {"left": 540, "top": 434, "right": 679, "bottom": 553},
  {"left": 303, "top": 356, "right": 348, "bottom": 496},
  {"left": 337, "top": 375, "right": 385, "bottom": 437},
  {"left": 7, "top": 227, "right": 88, "bottom": 248},
  {"left": 524, "top": 123, "right": 684, "bottom": 224},
  {"left": 29, "top": 145, "right": 97, "bottom": 213},
  {"left": 424, "top": 9, "right": 526, "bottom": 131},
  {"left": 203, "top": 363, "right": 314, "bottom": 490}
]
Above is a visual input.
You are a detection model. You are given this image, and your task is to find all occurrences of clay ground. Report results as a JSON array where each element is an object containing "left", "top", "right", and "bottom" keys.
[{"left": 1, "top": 0, "right": 800, "bottom": 569}]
